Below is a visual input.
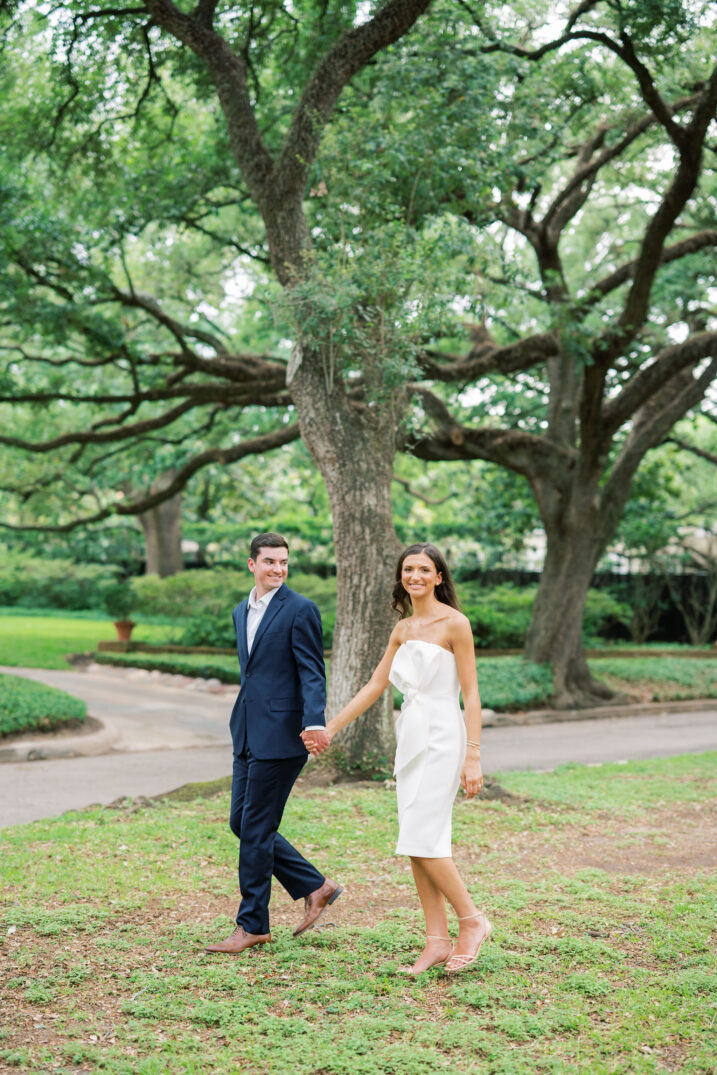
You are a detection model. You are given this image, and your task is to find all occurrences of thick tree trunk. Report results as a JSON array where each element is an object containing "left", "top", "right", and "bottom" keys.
[
  {"left": 138, "top": 474, "right": 184, "bottom": 578},
  {"left": 290, "top": 350, "right": 401, "bottom": 768},
  {"left": 327, "top": 467, "right": 400, "bottom": 768},
  {"left": 524, "top": 493, "right": 623, "bottom": 709}
]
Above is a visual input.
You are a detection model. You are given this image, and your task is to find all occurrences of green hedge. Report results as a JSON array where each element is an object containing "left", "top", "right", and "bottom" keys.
[
  {"left": 0, "top": 554, "right": 633, "bottom": 650},
  {"left": 132, "top": 570, "right": 338, "bottom": 648},
  {"left": 93, "top": 648, "right": 717, "bottom": 712},
  {"left": 0, "top": 673, "right": 87, "bottom": 737},
  {"left": 461, "top": 584, "right": 630, "bottom": 648},
  {"left": 131, "top": 570, "right": 244, "bottom": 619},
  {"left": 0, "top": 552, "right": 116, "bottom": 611},
  {"left": 476, "top": 656, "right": 554, "bottom": 710},
  {"left": 590, "top": 657, "right": 717, "bottom": 700},
  {"left": 93, "top": 652, "right": 242, "bottom": 683},
  {"left": 131, "top": 572, "right": 630, "bottom": 651}
]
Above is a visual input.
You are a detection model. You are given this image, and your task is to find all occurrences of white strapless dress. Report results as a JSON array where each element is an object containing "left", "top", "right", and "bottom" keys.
[{"left": 389, "top": 640, "right": 466, "bottom": 857}]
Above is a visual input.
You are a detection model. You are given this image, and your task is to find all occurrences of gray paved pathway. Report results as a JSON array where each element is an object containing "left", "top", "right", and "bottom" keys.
[
  {"left": 0, "top": 748, "right": 232, "bottom": 828},
  {"left": 0, "top": 664, "right": 233, "bottom": 756}
]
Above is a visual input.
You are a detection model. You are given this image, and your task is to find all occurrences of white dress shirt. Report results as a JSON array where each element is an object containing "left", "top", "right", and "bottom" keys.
[
  {"left": 245, "top": 585, "right": 324, "bottom": 732},
  {"left": 246, "top": 585, "right": 279, "bottom": 653}
]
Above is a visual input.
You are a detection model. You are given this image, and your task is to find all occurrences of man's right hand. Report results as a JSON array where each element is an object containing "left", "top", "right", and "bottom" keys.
[{"left": 301, "top": 728, "right": 331, "bottom": 756}]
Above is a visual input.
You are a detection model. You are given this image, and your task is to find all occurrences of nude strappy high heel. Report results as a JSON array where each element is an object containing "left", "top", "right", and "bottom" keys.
[
  {"left": 444, "top": 912, "right": 492, "bottom": 974},
  {"left": 397, "top": 935, "right": 453, "bottom": 976}
]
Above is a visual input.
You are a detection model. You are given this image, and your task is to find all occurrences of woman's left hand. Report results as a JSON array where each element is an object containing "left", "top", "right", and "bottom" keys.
[
  {"left": 461, "top": 758, "right": 484, "bottom": 799},
  {"left": 301, "top": 728, "right": 331, "bottom": 756}
]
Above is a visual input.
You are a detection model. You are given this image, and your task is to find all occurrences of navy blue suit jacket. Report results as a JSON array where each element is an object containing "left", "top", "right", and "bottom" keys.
[{"left": 229, "top": 584, "right": 326, "bottom": 759}]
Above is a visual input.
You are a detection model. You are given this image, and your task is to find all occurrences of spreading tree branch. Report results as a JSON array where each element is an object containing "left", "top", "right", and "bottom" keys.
[
  {"left": 596, "top": 65, "right": 717, "bottom": 366},
  {"left": 606, "top": 357, "right": 717, "bottom": 510},
  {"left": 407, "top": 387, "right": 573, "bottom": 483},
  {"left": 276, "top": 0, "right": 432, "bottom": 199},
  {"left": 588, "top": 230, "right": 717, "bottom": 307},
  {"left": 665, "top": 437, "right": 717, "bottom": 467},
  {"left": 0, "top": 422, "right": 301, "bottom": 533},
  {"left": 419, "top": 330, "right": 558, "bottom": 381},
  {"left": 602, "top": 332, "right": 717, "bottom": 435},
  {"left": 391, "top": 475, "right": 453, "bottom": 505}
]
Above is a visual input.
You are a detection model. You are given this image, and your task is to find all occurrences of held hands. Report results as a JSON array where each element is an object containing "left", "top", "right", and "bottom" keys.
[{"left": 301, "top": 727, "right": 331, "bottom": 757}]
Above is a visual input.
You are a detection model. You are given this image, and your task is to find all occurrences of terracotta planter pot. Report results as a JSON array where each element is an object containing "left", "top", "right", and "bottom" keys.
[{"left": 113, "top": 620, "right": 136, "bottom": 642}]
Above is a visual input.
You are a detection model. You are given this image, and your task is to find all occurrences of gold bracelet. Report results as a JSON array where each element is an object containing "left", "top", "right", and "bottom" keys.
[{"left": 466, "top": 740, "right": 481, "bottom": 750}]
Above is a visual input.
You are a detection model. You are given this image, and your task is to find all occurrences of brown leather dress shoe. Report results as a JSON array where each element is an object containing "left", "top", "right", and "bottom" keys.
[
  {"left": 293, "top": 878, "right": 343, "bottom": 937},
  {"left": 204, "top": 925, "right": 271, "bottom": 954}
]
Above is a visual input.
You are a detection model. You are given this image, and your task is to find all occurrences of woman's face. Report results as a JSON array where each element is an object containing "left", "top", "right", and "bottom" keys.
[{"left": 401, "top": 552, "right": 442, "bottom": 600}]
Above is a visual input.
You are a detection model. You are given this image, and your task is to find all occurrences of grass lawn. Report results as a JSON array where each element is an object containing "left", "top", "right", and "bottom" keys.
[
  {"left": 0, "top": 611, "right": 174, "bottom": 671},
  {"left": 589, "top": 657, "right": 717, "bottom": 703},
  {"left": 1, "top": 753, "right": 716, "bottom": 1073}
]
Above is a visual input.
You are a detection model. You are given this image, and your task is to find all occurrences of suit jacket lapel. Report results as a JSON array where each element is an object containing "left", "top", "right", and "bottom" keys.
[
  {"left": 247, "top": 584, "right": 287, "bottom": 664},
  {"left": 236, "top": 599, "right": 250, "bottom": 669}
]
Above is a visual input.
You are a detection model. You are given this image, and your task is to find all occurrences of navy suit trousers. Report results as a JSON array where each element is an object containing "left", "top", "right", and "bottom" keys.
[{"left": 229, "top": 749, "right": 324, "bottom": 934}]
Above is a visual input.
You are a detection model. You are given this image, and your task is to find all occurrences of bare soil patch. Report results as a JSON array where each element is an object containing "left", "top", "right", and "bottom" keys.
[{"left": 456, "top": 799, "right": 717, "bottom": 879}]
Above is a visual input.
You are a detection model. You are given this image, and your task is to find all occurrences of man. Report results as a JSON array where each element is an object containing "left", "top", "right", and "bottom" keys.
[{"left": 205, "top": 532, "right": 341, "bottom": 955}]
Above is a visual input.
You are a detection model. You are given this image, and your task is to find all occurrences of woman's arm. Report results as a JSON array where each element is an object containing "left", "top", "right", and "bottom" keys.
[
  {"left": 323, "top": 626, "right": 403, "bottom": 740},
  {"left": 450, "top": 616, "right": 483, "bottom": 799}
]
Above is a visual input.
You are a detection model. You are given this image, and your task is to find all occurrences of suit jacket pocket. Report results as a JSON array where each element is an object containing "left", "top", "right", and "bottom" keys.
[{"left": 269, "top": 697, "right": 302, "bottom": 713}]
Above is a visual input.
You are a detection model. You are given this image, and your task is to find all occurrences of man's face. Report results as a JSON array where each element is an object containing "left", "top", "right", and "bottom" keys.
[{"left": 248, "top": 546, "right": 289, "bottom": 596}]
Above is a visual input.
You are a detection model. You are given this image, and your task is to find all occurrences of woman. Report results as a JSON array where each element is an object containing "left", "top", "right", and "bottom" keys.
[{"left": 309, "top": 542, "right": 491, "bottom": 975}]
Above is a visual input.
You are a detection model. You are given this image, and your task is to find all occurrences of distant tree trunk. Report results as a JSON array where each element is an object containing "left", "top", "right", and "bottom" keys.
[
  {"left": 290, "top": 348, "right": 402, "bottom": 766},
  {"left": 524, "top": 483, "right": 619, "bottom": 708},
  {"left": 138, "top": 473, "right": 184, "bottom": 577}
]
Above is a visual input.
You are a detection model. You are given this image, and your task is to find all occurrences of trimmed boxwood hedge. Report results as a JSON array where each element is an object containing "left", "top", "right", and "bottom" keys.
[
  {"left": 0, "top": 673, "right": 87, "bottom": 737},
  {"left": 93, "top": 651, "right": 241, "bottom": 683}
]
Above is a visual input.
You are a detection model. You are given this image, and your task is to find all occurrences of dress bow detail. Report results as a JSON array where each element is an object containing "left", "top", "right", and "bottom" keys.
[
  {"left": 401, "top": 686, "right": 420, "bottom": 710},
  {"left": 390, "top": 642, "right": 446, "bottom": 778}
]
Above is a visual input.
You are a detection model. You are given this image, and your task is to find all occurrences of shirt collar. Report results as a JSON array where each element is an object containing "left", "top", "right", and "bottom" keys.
[{"left": 248, "top": 584, "right": 281, "bottom": 610}]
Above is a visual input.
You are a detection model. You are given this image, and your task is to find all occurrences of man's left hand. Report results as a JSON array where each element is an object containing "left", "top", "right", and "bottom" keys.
[{"left": 301, "top": 728, "right": 331, "bottom": 756}]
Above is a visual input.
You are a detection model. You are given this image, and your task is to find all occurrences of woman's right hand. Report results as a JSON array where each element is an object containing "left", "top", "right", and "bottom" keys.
[{"left": 461, "top": 757, "right": 483, "bottom": 799}]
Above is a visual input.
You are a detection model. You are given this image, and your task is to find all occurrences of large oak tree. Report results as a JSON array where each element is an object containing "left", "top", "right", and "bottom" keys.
[{"left": 1, "top": 0, "right": 435, "bottom": 763}]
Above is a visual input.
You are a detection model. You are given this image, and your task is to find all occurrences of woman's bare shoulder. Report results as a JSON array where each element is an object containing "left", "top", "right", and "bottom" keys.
[{"left": 446, "top": 608, "right": 473, "bottom": 638}]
